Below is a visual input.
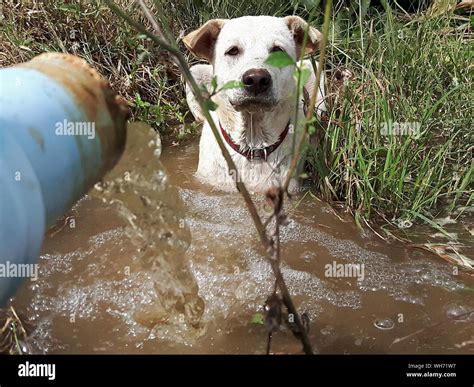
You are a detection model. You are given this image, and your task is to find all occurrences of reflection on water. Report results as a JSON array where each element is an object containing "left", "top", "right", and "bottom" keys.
[{"left": 12, "top": 123, "right": 474, "bottom": 354}]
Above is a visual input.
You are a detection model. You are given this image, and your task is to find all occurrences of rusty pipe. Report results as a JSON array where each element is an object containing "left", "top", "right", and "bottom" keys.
[{"left": 0, "top": 53, "right": 129, "bottom": 304}]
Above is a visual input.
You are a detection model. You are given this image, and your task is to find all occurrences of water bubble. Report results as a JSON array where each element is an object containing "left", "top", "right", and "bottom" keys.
[
  {"left": 320, "top": 325, "right": 336, "bottom": 336},
  {"left": 301, "top": 251, "right": 317, "bottom": 262},
  {"left": 445, "top": 304, "right": 473, "bottom": 322},
  {"left": 374, "top": 317, "right": 395, "bottom": 330},
  {"left": 319, "top": 325, "right": 338, "bottom": 346}
]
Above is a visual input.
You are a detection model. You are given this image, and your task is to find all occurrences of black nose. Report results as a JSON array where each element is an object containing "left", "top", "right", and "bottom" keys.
[{"left": 242, "top": 69, "right": 272, "bottom": 95}]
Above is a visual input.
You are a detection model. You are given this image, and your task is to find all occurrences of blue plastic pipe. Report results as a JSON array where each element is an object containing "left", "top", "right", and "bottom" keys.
[{"left": 0, "top": 53, "right": 128, "bottom": 305}]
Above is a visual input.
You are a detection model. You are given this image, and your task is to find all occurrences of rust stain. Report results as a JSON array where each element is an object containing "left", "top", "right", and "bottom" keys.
[
  {"left": 19, "top": 54, "right": 101, "bottom": 121},
  {"left": 18, "top": 53, "right": 129, "bottom": 202},
  {"left": 82, "top": 84, "right": 96, "bottom": 100},
  {"left": 28, "top": 127, "right": 45, "bottom": 152}
]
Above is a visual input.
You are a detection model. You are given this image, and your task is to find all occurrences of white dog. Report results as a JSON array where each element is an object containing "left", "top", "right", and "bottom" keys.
[{"left": 183, "top": 16, "right": 325, "bottom": 192}]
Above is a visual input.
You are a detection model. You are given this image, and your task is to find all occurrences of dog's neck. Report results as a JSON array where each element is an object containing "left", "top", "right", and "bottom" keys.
[{"left": 216, "top": 98, "right": 294, "bottom": 151}]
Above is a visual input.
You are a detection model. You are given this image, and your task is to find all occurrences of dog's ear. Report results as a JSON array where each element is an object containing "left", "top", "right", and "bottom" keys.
[
  {"left": 182, "top": 19, "right": 227, "bottom": 62},
  {"left": 284, "top": 16, "right": 322, "bottom": 55}
]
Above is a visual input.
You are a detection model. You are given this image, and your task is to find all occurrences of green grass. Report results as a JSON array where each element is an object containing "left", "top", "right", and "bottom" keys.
[
  {"left": 0, "top": 307, "right": 31, "bottom": 354},
  {"left": 0, "top": 0, "right": 190, "bottom": 138},
  {"left": 1, "top": 0, "right": 472, "bottom": 227},
  {"left": 306, "top": 4, "right": 473, "bottom": 227}
]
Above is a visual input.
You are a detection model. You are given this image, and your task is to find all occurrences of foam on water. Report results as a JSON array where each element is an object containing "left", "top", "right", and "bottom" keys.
[
  {"left": 177, "top": 185, "right": 467, "bottom": 328},
  {"left": 12, "top": 124, "right": 473, "bottom": 353}
]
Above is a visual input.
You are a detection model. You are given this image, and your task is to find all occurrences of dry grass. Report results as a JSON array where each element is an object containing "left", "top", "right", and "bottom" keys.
[
  {"left": 0, "top": 0, "right": 319, "bottom": 140},
  {"left": 1, "top": 0, "right": 190, "bottom": 140},
  {"left": 0, "top": 307, "right": 33, "bottom": 354}
]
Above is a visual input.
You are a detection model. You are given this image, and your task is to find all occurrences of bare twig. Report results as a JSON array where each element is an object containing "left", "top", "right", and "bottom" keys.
[
  {"left": 137, "top": 0, "right": 165, "bottom": 38},
  {"left": 265, "top": 187, "right": 313, "bottom": 353},
  {"left": 266, "top": 332, "right": 273, "bottom": 355},
  {"left": 105, "top": 0, "right": 268, "bottom": 242},
  {"left": 104, "top": 0, "right": 317, "bottom": 354}
]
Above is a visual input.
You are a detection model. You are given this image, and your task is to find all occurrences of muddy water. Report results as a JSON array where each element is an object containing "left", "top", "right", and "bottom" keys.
[{"left": 12, "top": 123, "right": 473, "bottom": 354}]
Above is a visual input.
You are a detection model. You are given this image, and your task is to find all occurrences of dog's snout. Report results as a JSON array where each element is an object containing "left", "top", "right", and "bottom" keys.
[{"left": 242, "top": 69, "right": 272, "bottom": 95}]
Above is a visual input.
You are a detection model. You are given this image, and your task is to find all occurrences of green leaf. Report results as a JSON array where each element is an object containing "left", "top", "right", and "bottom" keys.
[
  {"left": 211, "top": 76, "right": 218, "bottom": 93},
  {"left": 265, "top": 51, "right": 295, "bottom": 68},
  {"left": 204, "top": 99, "right": 218, "bottom": 111},
  {"left": 218, "top": 80, "right": 244, "bottom": 92},
  {"left": 251, "top": 313, "right": 265, "bottom": 325},
  {"left": 295, "top": 67, "right": 311, "bottom": 90},
  {"left": 308, "top": 125, "right": 316, "bottom": 135}
]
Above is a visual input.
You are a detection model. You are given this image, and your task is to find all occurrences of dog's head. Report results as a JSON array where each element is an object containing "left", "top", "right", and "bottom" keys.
[{"left": 183, "top": 16, "right": 321, "bottom": 112}]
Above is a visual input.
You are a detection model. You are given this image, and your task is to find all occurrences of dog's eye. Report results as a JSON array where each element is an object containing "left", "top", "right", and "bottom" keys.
[
  {"left": 225, "top": 46, "right": 240, "bottom": 56},
  {"left": 270, "top": 46, "right": 284, "bottom": 53}
]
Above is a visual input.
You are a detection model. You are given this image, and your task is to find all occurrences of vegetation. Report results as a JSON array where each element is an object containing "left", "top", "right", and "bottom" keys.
[
  {"left": 307, "top": 3, "right": 473, "bottom": 228},
  {"left": 1, "top": 0, "right": 472, "bottom": 227}
]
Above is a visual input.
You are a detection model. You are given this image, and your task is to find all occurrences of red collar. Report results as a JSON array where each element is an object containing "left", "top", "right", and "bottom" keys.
[{"left": 219, "top": 120, "right": 290, "bottom": 161}]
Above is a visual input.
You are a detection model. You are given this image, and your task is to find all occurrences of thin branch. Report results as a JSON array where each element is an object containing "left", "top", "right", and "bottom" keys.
[
  {"left": 137, "top": 0, "right": 166, "bottom": 39},
  {"left": 266, "top": 332, "right": 273, "bottom": 355},
  {"left": 283, "top": 0, "right": 332, "bottom": 193},
  {"left": 104, "top": 0, "right": 315, "bottom": 354},
  {"left": 105, "top": 0, "right": 268, "bottom": 243},
  {"left": 266, "top": 188, "right": 313, "bottom": 353}
]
